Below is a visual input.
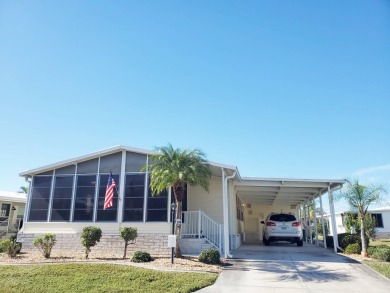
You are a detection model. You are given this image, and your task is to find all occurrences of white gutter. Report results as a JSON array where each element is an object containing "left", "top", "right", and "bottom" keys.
[{"left": 222, "top": 169, "right": 236, "bottom": 258}]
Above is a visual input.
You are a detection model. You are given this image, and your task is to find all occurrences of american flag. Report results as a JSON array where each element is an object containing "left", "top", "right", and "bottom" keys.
[{"left": 104, "top": 172, "right": 116, "bottom": 210}]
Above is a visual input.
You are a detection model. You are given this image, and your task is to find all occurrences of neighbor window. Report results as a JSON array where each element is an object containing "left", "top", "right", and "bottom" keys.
[
  {"left": 371, "top": 213, "right": 384, "bottom": 228},
  {"left": 0, "top": 204, "right": 11, "bottom": 218}
]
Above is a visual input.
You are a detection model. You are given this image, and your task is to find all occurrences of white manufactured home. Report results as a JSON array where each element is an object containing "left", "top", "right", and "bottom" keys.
[
  {"left": 18, "top": 145, "right": 345, "bottom": 257},
  {"left": 0, "top": 191, "right": 26, "bottom": 240},
  {"left": 328, "top": 207, "right": 390, "bottom": 239}
]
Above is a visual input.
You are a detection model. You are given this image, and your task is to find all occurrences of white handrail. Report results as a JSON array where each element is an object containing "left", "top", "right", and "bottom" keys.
[{"left": 181, "top": 210, "right": 222, "bottom": 252}]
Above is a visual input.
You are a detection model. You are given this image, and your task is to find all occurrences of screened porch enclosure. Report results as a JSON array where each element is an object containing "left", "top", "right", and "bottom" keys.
[{"left": 26, "top": 150, "right": 171, "bottom": 224}]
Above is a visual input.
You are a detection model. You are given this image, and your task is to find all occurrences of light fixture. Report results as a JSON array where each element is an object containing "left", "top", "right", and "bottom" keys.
[{"left": 12, "top": 206, "right": 16, "bottom": 211}]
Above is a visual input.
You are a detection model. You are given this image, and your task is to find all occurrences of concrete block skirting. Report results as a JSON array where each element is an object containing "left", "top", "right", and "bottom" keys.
[{"left": 17, "top": 233, "right": 170, "bottom": 257}]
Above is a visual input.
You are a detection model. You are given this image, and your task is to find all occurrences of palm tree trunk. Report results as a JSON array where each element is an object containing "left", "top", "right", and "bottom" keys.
[
  {"left": 360, "top": 216, "right": 368, "bottom": 257},
  {"left": 173, "top": 184, "right": 185, "bottom": 258},
  {"left": 175, "top": 200, "right": 182, "bottom": 257}
]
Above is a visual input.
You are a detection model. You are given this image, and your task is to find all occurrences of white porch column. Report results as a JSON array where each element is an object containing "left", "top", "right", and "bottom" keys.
[
  {"left": 328, "top": 185, "right": 339, "bottom": 253},
  {"left": 222, "top": 169, "right": 229, "bottom": 258},
  {"left": 118, "top": 150, "right": 126, "bottom": 224},
  {"left": 308, "top": 200, "right": 313, "bottom": 244},
  {"left": 313, "top": 195, "right": 318, "bottom": 246},
  {"left": 319, "top": 191, "right": 327, "bottom": 249}
]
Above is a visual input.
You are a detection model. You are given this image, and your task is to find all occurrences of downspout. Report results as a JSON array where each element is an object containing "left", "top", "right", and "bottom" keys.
[
  {"left": 20, "top": 176, "right": 32, "bottom": 234},
  {"left": 222, "top": 169, "right": 236, "bottom": 258}
]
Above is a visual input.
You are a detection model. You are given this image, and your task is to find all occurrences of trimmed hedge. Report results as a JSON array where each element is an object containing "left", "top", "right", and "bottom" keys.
[
  {"left": 367, "top": 246, "right": 376, "bottom": 256},
  {"left": 198, "top": 248, "right": 221, "bottom": 265},
  {"left": 0, "top": 239, "right": 21, "bottom": 258},
  {"left": 326, "top": 233, "right": 369, "bottom": 251},
  {"left": 344, "top": 243, "right": 360, "bottom": 254},
  {"left": 370, "top": 246, "right": 390, "bottom": 262},
  {"left": 131, "top": 251, "right": 153, "bottom": 263}
]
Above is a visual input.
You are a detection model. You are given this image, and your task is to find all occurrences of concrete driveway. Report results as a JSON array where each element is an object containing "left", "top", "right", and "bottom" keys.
[{"left": 198, "top": 243, "right": 390, "bottom": 293}]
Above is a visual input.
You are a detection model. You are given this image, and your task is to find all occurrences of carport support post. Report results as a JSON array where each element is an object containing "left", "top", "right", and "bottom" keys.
[
  {"left": 312, "top": 195, "right": 318, "bottom": 246},
  {"left": 328, "top": 186, "right": 339, "bottom": 253},
  {"left": 308, "top": 201, "right": 313, "bottom": 245},
  {"left": 298, "top": 204, "right": 302, "bottom": 222},
  {"left": 221, "top": 169, "right": 233, "bottom": 259},
  {"left": 303, "top": 202, "right": 308, "bottom": 242},
  {"left": 319, "top": 192, "right": 327, "bottom": 249}
]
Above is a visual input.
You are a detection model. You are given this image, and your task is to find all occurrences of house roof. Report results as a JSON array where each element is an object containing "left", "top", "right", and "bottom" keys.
[
  {"left": 0, "top": 191, "right": 27, "bottom": 203},
  {"left": 19, "top": 145, "right": 240, "bottom": 179},
  {"left": 235, "top": 177, "right": 345, "bottom": 205},
  {"left": 367, "top": 206, "right": 390, "bottom": 212}
]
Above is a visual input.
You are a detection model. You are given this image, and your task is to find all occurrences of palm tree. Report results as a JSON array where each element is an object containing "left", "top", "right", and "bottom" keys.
[
  {"left": 338, "top": 179, "right": 387, "bottom": 256},
  {"left": 147, "top": 144, "right": 212, "bottom": 257},
  {"left": 19, "top": 186, "right": 28, "bottom": 194}
]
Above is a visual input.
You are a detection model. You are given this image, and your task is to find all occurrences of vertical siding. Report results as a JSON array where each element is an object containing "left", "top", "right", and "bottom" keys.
[
  {"left": 228, "top": 181, "right": 242, "bottom": 234},
  {"left": 187, "top": 176, "right": 223, "bottom": 224}
]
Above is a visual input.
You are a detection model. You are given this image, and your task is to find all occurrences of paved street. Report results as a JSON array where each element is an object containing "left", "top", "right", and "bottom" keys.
[{"left": 198, "top": 243, "right": 390, "bottom": 292}]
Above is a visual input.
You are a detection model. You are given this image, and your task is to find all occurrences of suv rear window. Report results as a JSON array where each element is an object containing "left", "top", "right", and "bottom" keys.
[{"left": 269, "top": 214, "right": 296, "bottom": 222}]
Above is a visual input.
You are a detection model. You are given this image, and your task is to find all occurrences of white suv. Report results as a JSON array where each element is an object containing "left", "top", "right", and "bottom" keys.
[{"left": 261, "top": 213, "right": 303, "bottom": 246}]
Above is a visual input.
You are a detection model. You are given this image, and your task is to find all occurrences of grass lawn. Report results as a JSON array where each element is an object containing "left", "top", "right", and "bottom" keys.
[
  {"left": 363, "top": 261, "right": 390, "bottom": 279},
  {"left": 369, "top": 239, "right": 390, "bottom": 247},
  {"left": 0, "top": 263, "right": 218, "bottom": 293}
]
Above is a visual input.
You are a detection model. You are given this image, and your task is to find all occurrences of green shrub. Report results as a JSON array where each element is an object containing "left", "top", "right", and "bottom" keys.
[
  {"left": 327, "top": 233, "right": 369, "bottom": 251},
  {"left": 339, "top": 234, "right": 361, "bottom": 250},
  {"left": 371, "top": 246, "right": 390, "bottom": 262},
  {"left": 344, "top": 243, "right": 360, "bottom": 254},
  {"left": 131, "top": 251, "right": 153, "bottom": 263},
  {"left": 0, "top": 239, "right": 21, "bottom": 258},
  {"left": 81, "top": 226, "right": 102, "bottom": 259},
  {"left": 198, "top": 248, "right": 221, "bottom": 265},
  {"left": 33, "top": 234, "right": 56, "bottom": 258},
  {"left": 119, "top": 227, "right": 137, "bottom": 259},
  {"left": 367, "top": 246, "right": 376, "bottom": 256}
]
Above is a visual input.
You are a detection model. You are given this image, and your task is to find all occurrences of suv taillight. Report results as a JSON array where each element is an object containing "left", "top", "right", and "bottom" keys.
[
  {"left": 292, "top": 222, "right": 300, "bottom": 227},
  {"left": 266, "top": 221, "right": 276, "bottom": 226}
]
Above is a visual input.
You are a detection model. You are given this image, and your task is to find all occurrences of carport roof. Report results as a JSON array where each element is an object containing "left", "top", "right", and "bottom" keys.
[{"left": 235, "top": 177, "right": 345, "bottom": 205}]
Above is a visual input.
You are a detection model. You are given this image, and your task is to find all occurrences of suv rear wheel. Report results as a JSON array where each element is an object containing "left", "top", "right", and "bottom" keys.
[
  {"left": 297, "top": 239, "right": 303, "bottom": 247},
  {"left": 263, "top": 236, "right": 270, "bottom": 246}
]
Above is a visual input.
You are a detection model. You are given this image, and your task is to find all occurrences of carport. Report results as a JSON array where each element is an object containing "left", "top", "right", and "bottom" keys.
[{"left": 233, "top": 178, "right": 345, "bottom": 253}]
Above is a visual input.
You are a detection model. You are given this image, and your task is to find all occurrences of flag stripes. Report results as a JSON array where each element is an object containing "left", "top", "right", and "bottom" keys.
[{"left": 104, "top": 172, "right": 116, "bottom": 210}]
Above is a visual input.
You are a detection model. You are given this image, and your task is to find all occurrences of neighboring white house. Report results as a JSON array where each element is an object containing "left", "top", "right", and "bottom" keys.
[
  {"left": 18, "top": 145, "right": 345, "bottom": 257},
  {"left": 327, "top": 207, "right": 390, "bottom": 239},
  {"left": 0, "top": 191, "right": 27, "bottom": 240}
]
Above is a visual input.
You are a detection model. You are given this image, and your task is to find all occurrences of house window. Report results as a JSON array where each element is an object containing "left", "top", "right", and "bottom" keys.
[
  {"left": 73, "top": 175, "right": 96, "bottom": 221},
  {"left": 123, "top": 174, "right": 145, "bottom": 221},
  {"left": 29, "top": 176, "right": 52, "bottom": 221},
  {"left": 371, "top": 213, "right": 384, "bottom": 228},
  {"left": 50, "top": 175, "right": 74, "bottom": 222},
  {"left": 96, "top": 174, "right": 120, "bottom": 221},
  {"left": 236, "top": 195, "right": 244, "bottom": 221},
  {"left": 0, "top": 204, "right": 11, "bottom": 218}
]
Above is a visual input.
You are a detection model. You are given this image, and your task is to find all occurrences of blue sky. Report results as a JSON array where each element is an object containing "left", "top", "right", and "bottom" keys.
[{"left": 1, "top": 1, "right": 389, "bottom": 211}]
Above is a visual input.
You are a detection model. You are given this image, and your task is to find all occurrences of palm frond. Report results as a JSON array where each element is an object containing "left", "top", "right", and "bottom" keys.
[{"left": 145, "top": 144, "right": 212, "bottom": 197}]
